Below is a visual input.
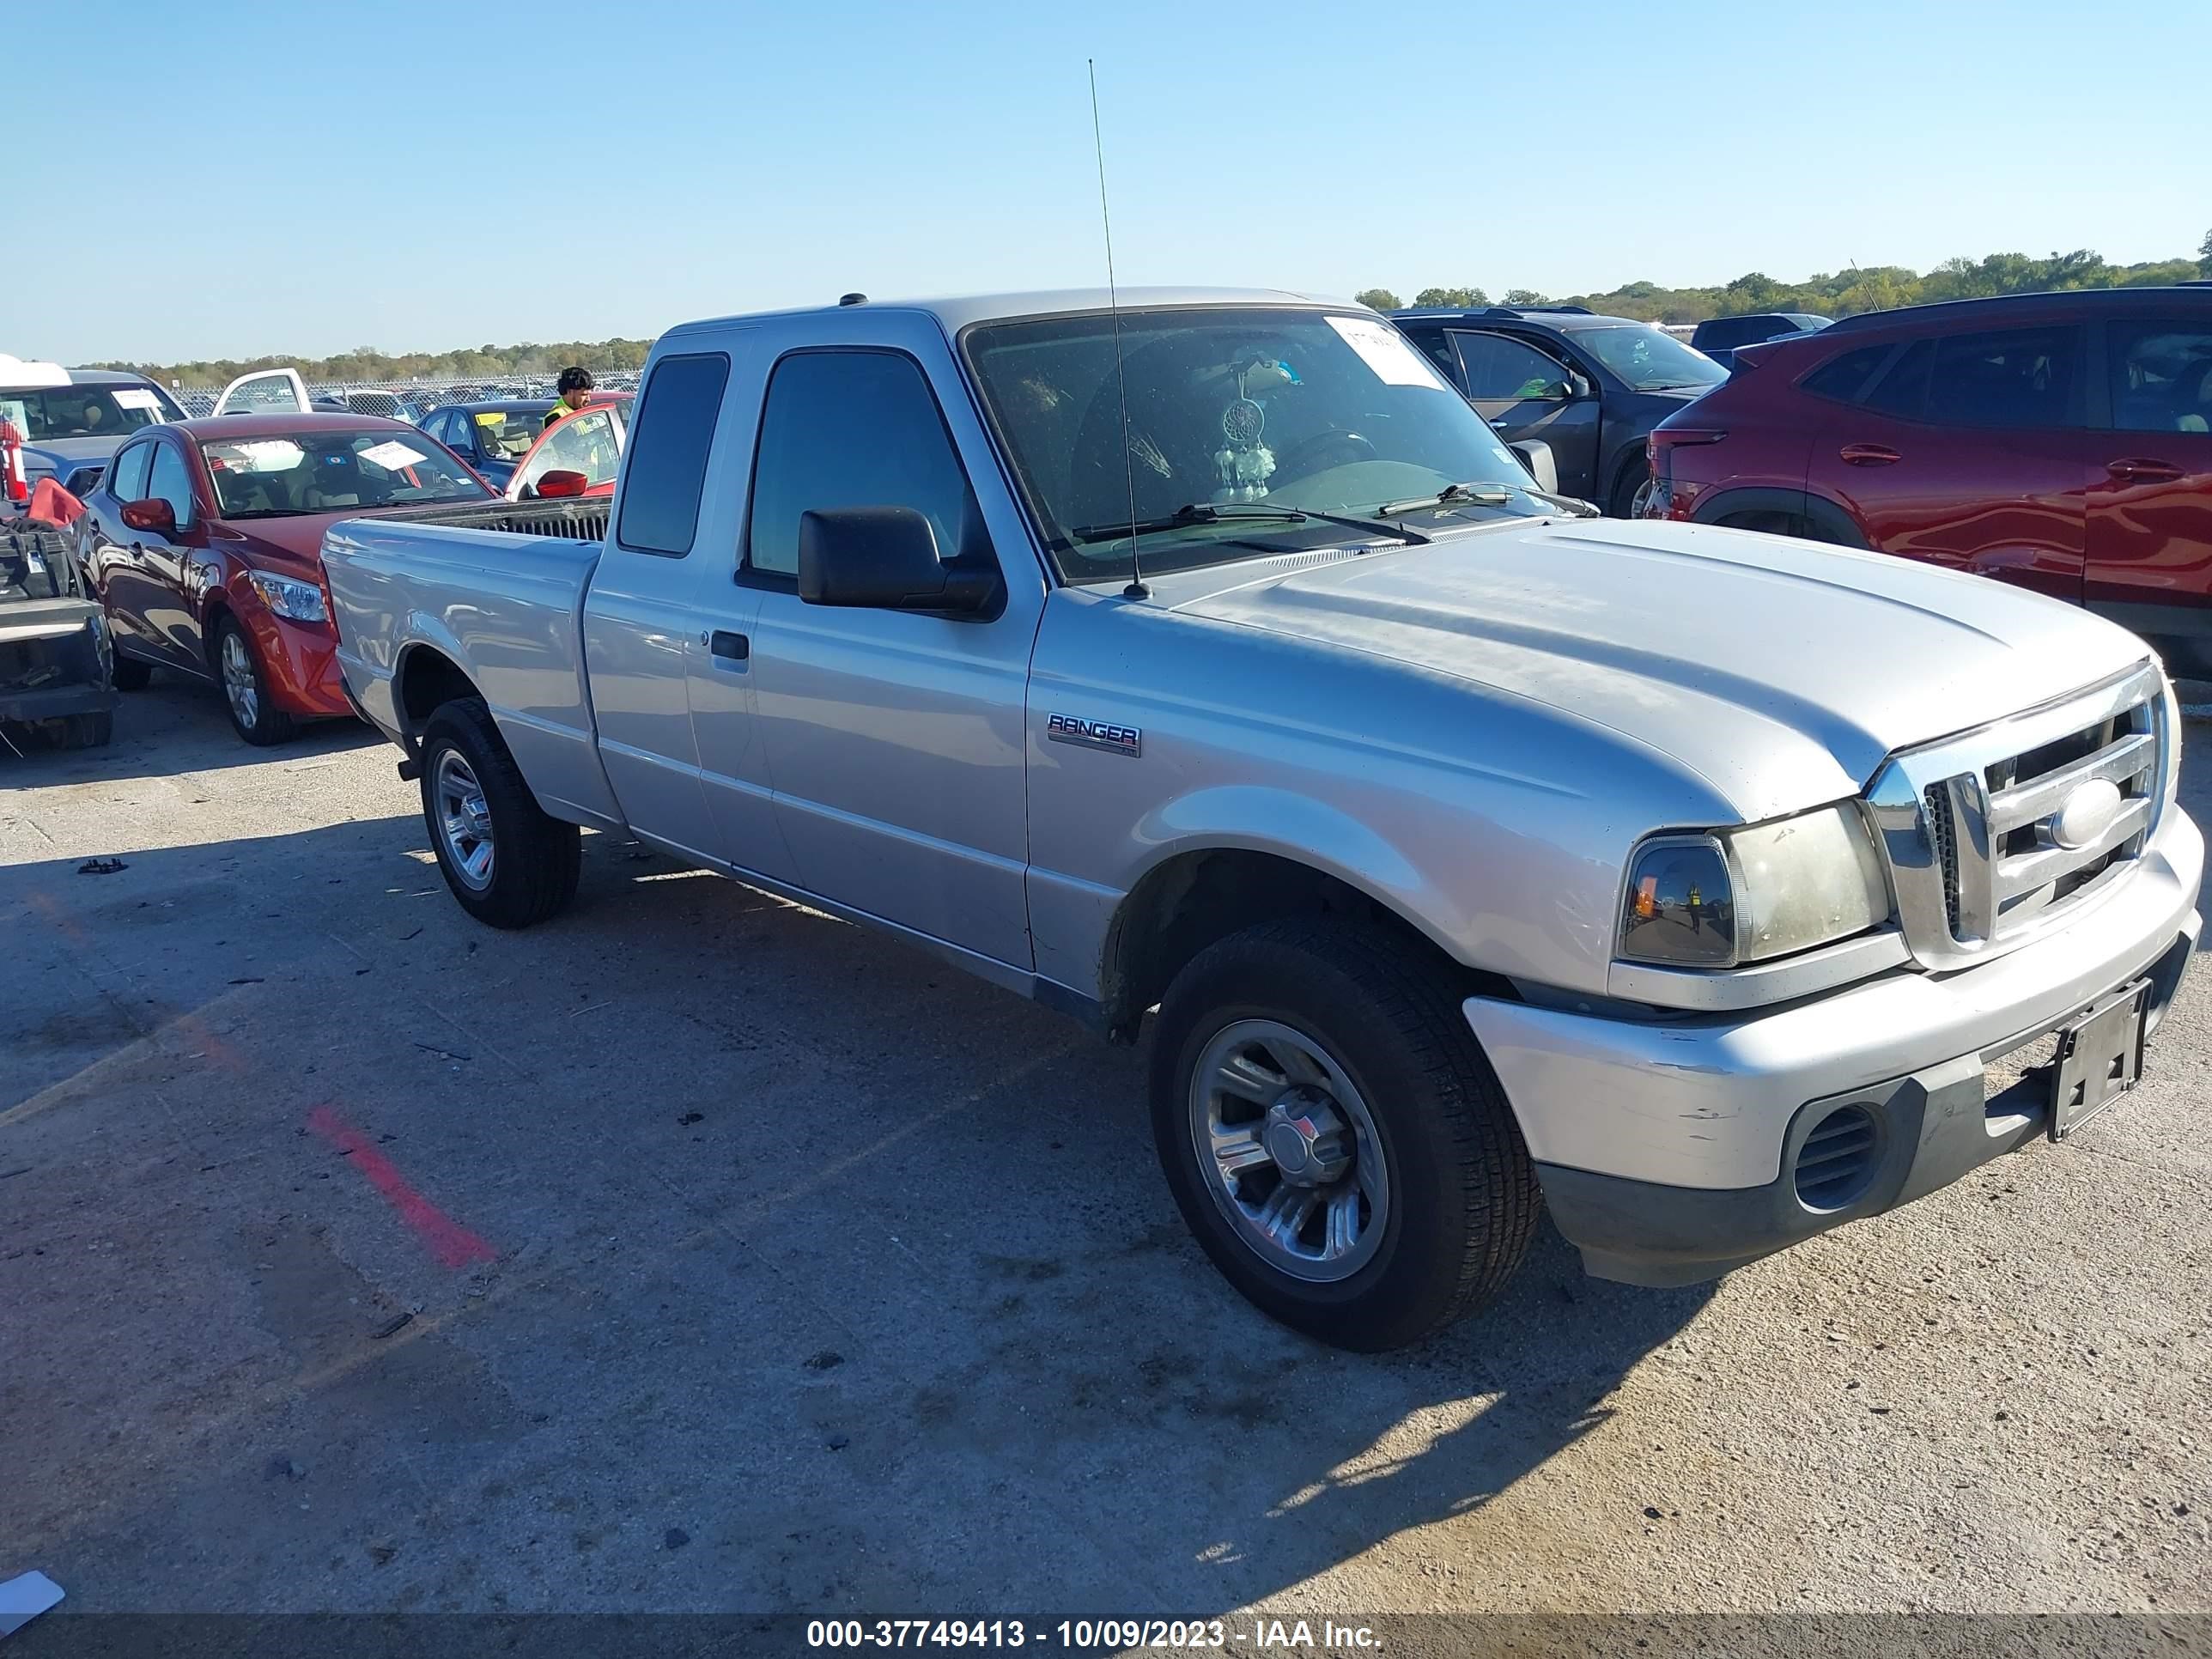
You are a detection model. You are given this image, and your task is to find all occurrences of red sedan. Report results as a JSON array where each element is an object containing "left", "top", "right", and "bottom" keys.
[{"left": 76, "top": 412, "right": 495, "bottom": 743}]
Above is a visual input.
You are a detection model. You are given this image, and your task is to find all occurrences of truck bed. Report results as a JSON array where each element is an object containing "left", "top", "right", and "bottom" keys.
[{"left": 322, "top": 498, "right": 625, "bottom": 830}]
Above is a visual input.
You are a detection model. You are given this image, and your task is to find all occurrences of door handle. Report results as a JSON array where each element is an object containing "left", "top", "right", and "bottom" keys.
[
  {"left": 708, "top": 629, "right": 749, "bottom": 665},
  {"left": 1839, "top": 443, "right": 1901, "bottom": 467},
  {"left": 2107, "top": 458, "right": 2182, "bottom": 486}
]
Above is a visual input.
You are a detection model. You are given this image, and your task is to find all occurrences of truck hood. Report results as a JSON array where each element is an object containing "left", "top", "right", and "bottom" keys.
[
  {"left": 21, "top": 435, "right": 125, "bottom": 474},
  {"left": 1160, "top": 517, "right": 2153, "bottom": 823}
]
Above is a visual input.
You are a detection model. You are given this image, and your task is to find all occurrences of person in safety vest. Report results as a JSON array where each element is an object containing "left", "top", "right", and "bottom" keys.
[{"left": 544, "top": 367, "right": 594, "bottom": 429}]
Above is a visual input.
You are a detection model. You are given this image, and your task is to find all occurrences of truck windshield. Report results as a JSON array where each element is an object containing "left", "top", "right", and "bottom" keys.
[
  {"left": 963, "top": 307, "right": 1540, "bottom": 583},
  {"left": 0, "top": 384, "right": 179, "bottom": 440},
  {"left": 200, "top": 430, "right": 492, "bottom": 519}
]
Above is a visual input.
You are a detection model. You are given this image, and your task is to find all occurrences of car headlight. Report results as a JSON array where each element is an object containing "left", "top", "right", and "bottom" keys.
[
  {"left": 1619, "top": 803, "right": 1891, "bottom": 969},
  {"left": 247, "top": 570, "right": 328, "bottom": 623}
]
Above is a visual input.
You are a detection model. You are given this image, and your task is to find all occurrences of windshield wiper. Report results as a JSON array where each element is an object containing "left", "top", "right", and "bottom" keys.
[
  {"left": 1066, "top": 501, "right": 1427, "bottom": 547},
  {"left": 1376, "top": 479, "right": 1603, "bottom": 520},
  {"left": 1375, "top": 481, "right": 1515, "bottom": 517}
]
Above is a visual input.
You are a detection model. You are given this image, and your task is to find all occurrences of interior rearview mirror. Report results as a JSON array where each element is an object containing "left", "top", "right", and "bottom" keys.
[
  {"left": 798, "top": 506, "right": 1000, "bottom": 617},
  {"left": 1510, "top": 441, "right": 1559, "bottom": 495},
  {"left": 120, "top": 497, "right": 176, "bottom": 536}
]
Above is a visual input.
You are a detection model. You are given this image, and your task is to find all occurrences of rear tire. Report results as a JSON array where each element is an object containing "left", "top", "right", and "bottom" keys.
[
  {"left": 111, "top": 654, "right": 153, "bottom": 691},
  {"left": 1148, "top": 918, "right": 1540, "bottom": 1352},
  {"left": 212, "top": 615, "right": 296, "bottom": 746},
  {"left": 417, "top": 696, "right": 580, "bottom": 928}
]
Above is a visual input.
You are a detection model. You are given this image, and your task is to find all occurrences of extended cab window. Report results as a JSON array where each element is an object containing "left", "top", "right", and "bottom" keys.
[
  {"left": 617, "top": 352, "right": 730, "bottom": 556},
  {"left": 745, "top": 350, "right": 976, "bottom": 580}
]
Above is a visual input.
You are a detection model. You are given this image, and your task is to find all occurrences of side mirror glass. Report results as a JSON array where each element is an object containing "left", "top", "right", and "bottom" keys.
[
  {"left": 797, "top": 506, "right": 999, "bottom": 617},
  {"left": 120, "top": 497, "right": 176, "bottom": 536},
  {"left": 535, "top": 469, "right": 590, "bottom": 499}
]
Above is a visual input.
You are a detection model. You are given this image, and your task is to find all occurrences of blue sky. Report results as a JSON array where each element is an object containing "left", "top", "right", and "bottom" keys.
[{"left": 15, "top": 0, "right": 2205, "bottom": 363}]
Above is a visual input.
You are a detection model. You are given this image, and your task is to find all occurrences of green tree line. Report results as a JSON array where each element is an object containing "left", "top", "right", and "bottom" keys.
[
  {"left": 94, "top": 337, "right": 657, "bottom": 389},
  {"left": 1352, "top": 236, "right": 2212, "bottom": 321}
]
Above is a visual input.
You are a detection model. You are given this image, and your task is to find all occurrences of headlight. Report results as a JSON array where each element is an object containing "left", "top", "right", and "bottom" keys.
[
  {"left": 247, "top": 570, "right": 328, "bottom": 623},
  {"left": 1619, "top": 804, "right": 1891, "bottom": 969}
]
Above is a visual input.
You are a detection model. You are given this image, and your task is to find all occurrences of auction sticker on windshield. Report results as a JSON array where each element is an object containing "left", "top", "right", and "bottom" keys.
[
  {"left": 112, "top": 388, "right": 162, "bottom": 411},
  {"left": 1326, "top": 314, "right": 1440, "bottom": 387},
  {"left": 358, "top": 441, "right": 427, "bottom": 472}
]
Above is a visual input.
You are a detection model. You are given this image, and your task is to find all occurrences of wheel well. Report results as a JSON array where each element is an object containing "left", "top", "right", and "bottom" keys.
[
  {"left": 1715, "top": 508, "right": 1801, "bottom": 537},
  {"left": 1099, "top": 848, "right": 1503, "bottom": 1036},
  {"left": 396, "top": 646, "right": 481, "bottom": 737},
  {"left": 199, "top": 595, "right": 235, "bottom": 670}
]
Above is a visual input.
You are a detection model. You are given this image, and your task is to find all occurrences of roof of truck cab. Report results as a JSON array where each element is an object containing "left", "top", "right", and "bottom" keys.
[
  {"left": 166, "top": 411, "right": 421, "bottom": 441},
  {"left": 661, "top": 288, "right": 1345, "bottom": 337}
]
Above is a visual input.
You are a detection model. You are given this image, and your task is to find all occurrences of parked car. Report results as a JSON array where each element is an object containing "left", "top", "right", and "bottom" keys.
[
  {"left": 1690, "top": 311, "right": 1832, "bottom": 371},
  {"left": 501, "top": 396, "right": 631, "bottom": 501},
  {"left": 2, "top": 513, "right": 116, "bottom": 749},
  {"left": 1644, "top": 286, "right": 2212, "bottom": 675},
  {"left": 323, "top": 288, "right": 2199, "bottom": 1352},
  {"left": 1389, "top": 305, "right": 1727, "bottom": 514},
  {"left": 0, "top": 356, "right": 189, "bottom": 501},
  {"left": 75, "top": 412, "right": 496, "bottom": 744},
  {"left": 418, "top": 394, "right": 632, "bottom": 493}
]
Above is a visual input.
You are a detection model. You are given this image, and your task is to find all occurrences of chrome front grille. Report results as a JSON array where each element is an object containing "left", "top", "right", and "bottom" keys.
[{"left": 1868, "top": 664, "right": 2168, "bottom": 969}]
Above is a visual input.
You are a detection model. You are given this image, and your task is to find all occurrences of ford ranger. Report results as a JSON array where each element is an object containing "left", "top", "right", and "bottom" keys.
[{"left": 323, "top": 289, "right": 2202, "bottom": 1352}]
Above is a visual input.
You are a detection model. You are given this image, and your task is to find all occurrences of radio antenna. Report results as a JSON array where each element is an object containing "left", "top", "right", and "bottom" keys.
[{"left": 1088, "top": 58, "right": 1147, "bottom": 600}]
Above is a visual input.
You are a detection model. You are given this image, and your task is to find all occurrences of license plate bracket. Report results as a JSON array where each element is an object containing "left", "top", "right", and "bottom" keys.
[{"left": 2049, "top": 979, "right": 2149, "bottom": 1141}]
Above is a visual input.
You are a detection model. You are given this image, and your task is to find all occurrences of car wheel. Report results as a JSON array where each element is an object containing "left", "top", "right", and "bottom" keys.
[
  {"left": 1148, "top": 917, "right": 1540, "bottom": 1352},
  {"left": 111, "top": 654, "right": 153, "bottom": 691},
  {"left": 418, "top": 696, "right": 580, "bottom": 928},
  {"left": 1608, "top": 461, "right": 1650, "bottom": 520},
  {"left": 212, "top": 615, "right": 296, "bottom": 746}
]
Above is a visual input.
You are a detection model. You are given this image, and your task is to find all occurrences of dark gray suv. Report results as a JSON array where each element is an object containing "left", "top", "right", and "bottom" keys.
[{"left": 1390, "top": 306, "right": 1727, "bottom": 515}]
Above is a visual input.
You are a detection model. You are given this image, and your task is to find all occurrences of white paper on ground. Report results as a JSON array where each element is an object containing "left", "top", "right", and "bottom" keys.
[
  {"left": 1325, "top": 313, "right": 1443, "bottom": 388},
  {"left": 0, "top": 1571, "right": 64, "bottom": 1638}
]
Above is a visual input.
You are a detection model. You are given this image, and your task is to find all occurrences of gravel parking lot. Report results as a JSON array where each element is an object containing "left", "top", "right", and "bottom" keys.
[{"left": 5, "top": 680, "right": 2210, "bottom": 1621}]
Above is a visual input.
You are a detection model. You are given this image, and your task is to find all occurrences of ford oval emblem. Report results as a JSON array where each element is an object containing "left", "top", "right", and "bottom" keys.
[{"left": 2051, "top": 778, "right": 2124, "bottom": 850}]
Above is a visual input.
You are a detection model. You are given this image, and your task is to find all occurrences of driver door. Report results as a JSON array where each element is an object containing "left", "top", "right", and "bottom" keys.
[
  {"left": 1447, "top": 329, "right": 1601, "bottom": 498},
  {"left": 511, "top": 408, "right": 623, "bottom": 499}
]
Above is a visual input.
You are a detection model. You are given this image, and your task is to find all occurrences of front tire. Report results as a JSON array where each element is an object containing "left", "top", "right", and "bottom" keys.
[
  {"left": 212, "top": 615, "right": 295, "bottom": 745},
  {"left": 418, "top": 697, "right": 580, "bottom": 928},
  {"left": 1149, "top": 918, "right": 1540, "bottom": 1352}
]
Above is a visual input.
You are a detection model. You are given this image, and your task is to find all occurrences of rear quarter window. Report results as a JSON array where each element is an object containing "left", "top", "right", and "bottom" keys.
[
  {"left": 1798, "top": 343, "right": 1898, "bottom": 405},
  {"left": 616, "top": 353, "right": 732, "bottom": 556}
]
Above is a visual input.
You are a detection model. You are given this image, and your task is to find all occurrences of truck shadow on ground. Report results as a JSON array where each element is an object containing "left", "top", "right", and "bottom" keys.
[{"left": 6, "top": 814, "right": 1714, "bottom": 1613}]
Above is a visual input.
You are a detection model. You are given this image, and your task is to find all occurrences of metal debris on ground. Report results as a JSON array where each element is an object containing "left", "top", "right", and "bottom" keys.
[
  {"left": 75, "top": 857, "right": 126, "bottom": 875},
  {"left": 371, "top": 1312, "right": 414, "bottom": 1340}
]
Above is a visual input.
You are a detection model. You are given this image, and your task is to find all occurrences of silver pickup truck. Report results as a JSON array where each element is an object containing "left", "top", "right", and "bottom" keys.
[{"left": 325, "top": 288, "right": 2203, "bottom": 1352}]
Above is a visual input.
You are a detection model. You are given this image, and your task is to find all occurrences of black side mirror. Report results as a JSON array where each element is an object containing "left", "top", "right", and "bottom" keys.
[{"left": 797, "top": 506, "right": 999, "bottom": 617}]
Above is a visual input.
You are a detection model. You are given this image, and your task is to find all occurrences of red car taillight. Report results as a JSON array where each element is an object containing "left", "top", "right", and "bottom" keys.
[
  {"left": 0, "top": 419, "right": 27, "bottom": 506},
  {"left": 1645, "top": 428, "right": 1728, "bottom": 518}
]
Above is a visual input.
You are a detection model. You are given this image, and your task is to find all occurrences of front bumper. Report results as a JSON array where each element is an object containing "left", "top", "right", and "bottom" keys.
[
  {"left": 1466, "top": 810, "right": 2203, "bottom": 1286},
  {"left": 239, "top": 599, "right": 350, "bottom": 720}
]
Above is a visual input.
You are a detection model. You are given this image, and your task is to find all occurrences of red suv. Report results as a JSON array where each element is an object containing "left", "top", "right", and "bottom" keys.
[{"left": 1645, "top": 286, "right": 2212, "bottom": 673}]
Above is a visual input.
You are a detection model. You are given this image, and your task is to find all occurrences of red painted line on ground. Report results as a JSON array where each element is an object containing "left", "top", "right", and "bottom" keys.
[{"left": 307, "top": 1104, "right": 497, "bottom": 1269}]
